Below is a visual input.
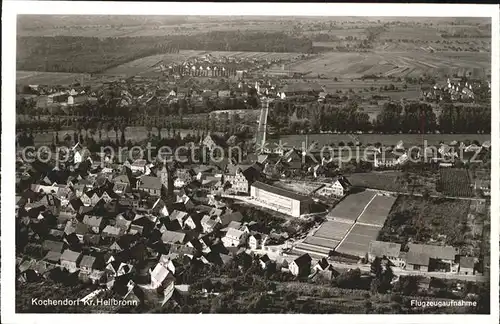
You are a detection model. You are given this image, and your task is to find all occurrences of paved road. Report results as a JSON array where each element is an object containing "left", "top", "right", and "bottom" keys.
[{"left": 255, "top": 100, "right": 269, "bottom": 152}]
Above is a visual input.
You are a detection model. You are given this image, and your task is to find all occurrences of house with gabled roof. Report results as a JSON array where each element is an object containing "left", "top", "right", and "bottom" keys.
[
  {"left": 150, "top": 198, "right": 170, "bottom": 218},
  {"left": 222, "top": 228, "right": 246, "bottom": 247},
  {"left": 289, "top": 253, "right": 312, "bottom": 277},
  {"left": 317, "top": 176, "right": 352, "bottom": 197},
  {"left": 184, "top": 213, "right": 203, "bottom": 231},
  {"left": 169, "top": 210, "right": 189, "bottom": 228},
  {"left": 79, "top": 255, "right": 97, "bottom": 275},
  {"left": 147, "top": 262, "right": 175, "bottom": 290},
  {"left": 60, "top": 249, "right": 82, "bottom": 273},
  {"left": 459, "top": 256, "right": 475, "bottom": 275},
  {"left": 43, "top": 251, "right": 62, "bottom": 264},
  {"left": 406, "top": 243, "right": 459, "bottom": 272},
  {"left": 102, "top": 225, "right": 123, "bottom": 239},
  {"left": 161, "top": 230, "right": 186, "bottom": 245},
  {"left": 82, "top": 215, "right": 105, "bottom": 234},
  {"left": 259, "top": 254, "right": 272, "bottom": 270},
  {"left": 203, "top": 133, "right": 227, "bottom": 152},
  {"left": 130, "top": 159, "right": 148, "bottom": 174},
  {"left": 218, "top": 211, "right": 243, "bottom": 227},
  {"left": 106, "top": 261, "right": 134, "bottom": 280},
  {"left": 137, "top": 175, "right": 163, "bottom": 197},
  {"left": 166, "top": 244, "right": 196, "bottom": 260},
  {"left": 248, "top": 233, "right": 268, "bottom": 251},
  {"left": 200, "top": 215, "right": 221, "bottom": 234},
  {"left": 42, "top": 240, "right": 64, "bottom": 253},
  {"left": 368, "top": 241, "right": 405, "bottom": 268}
]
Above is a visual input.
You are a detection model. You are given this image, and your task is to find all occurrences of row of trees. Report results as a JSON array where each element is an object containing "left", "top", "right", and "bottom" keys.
[
  {"left": 17, "top": 95, "right": 491, "bottom": 136},
  {"left": 269, "top": 100, "right": 490, "bottom": 135}
]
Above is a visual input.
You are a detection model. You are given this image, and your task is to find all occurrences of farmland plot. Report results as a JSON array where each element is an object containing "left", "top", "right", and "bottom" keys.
[
  {"left": 357, "top": 195, "right": 397, "bottom": 227},
  {"left": 100, "top": 51, "right": 204, "bottom": 76},
  {"left": 378, "top": 195, "right": 471, "bottom": 246},
  {"left": 346, "top": 172, "right": 407, "bottom": 193},
  {"left": 326, "top": 190, "right": 377, "bottom": 223},
  {"left": 335, "top": 224, "right": 380, "bottom": 257},
  {"left": 314, "top": 220, "right": 352, "bottom": 242},
  {"left": 379, "top": 26, "right": 444, "bottom": 42},
  {"left": 437, "top": 168, "right": 473, "bottom": 197},
  {"left": 289, "top": 50, "right": 490, "bottom": 79},
  {"left": 16, "top": 71, "right": 91, "bottom": 86}
]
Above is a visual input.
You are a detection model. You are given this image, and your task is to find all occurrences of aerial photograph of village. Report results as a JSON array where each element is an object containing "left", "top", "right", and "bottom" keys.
[{"left": 14, "top": 14, "right": 491, "bottom": 314}]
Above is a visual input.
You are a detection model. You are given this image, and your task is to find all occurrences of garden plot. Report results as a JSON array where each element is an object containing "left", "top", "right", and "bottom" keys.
[
  {"left": 335, "top": 224, "right": 381, "bottom": 257},
  {"left": 356, "top": 195, "right": 397, "bottom": 227}
]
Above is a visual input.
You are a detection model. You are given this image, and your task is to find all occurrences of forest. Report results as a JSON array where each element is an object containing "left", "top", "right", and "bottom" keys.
[{"left": 17, "top": 32, "right": 313, "bottom": 73}]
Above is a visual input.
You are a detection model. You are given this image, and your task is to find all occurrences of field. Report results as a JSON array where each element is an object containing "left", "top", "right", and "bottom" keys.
[
  {"left": 327, "top": 190, "right": 377, "bottom": 223},
  {"left": 100, "top": 51, "right": 204, "bottom": 76},
  {"left": 303, "top": 236, "right": 340, "bottom": 250},
  {"left": 335, "top": 223, "right": 381, "bottom": 257},
  {"left": 357, "top": 195, "right": 397, "bottom": 227},
  {"left": 313, "top": 220, "right": 352, "bottom": 242},
  {"left": 284, "top": 51, "right": 490, "bottom": 79},
  {"left": 377, "top": 195, "right": 471, "bottom": 246},
  {"left": 16, "top": 71, "right": 91, "bottom": 86},
  {"left": 347, "top": 172, "right": 407, "bottom": 192},
  {"left": 283, "top": 78, "right": 422, "bottom": 102},
  {"left": 191, "top": 51, "right": 303, "bottom": 60},
  {"left": 437, "top": 168, "right": 472, "bottom": 197},
  {"left": 17, "top": 22, "right": 291, "bottom": 38},
  {"left": 379, "top": 26, "right": 444, "bottom": 42}
]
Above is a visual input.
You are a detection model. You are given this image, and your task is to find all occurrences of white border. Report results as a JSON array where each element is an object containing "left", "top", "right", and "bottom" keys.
[{"left": 2, "top": 2, "right": 499, "bottom": 324}]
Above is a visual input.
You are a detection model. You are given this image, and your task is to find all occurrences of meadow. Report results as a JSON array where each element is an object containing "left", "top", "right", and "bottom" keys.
[
  {"left": 285, "top": 51, "right": 490, "bottom": 79},
  {"left": 16, "top": 71, "right": 92, "bottom": 86}
]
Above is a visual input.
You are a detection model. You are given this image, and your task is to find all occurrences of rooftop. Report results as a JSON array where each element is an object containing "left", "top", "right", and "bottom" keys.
[
  {"left": 369, "top": 241, "right": 401, "bottom": 259},
  {"left": 251, "top": 181, "right": 312, "bottom": 202},
  {"left": 407, "top": 243, "right": 458, "bottom": 261},
  {"left": 60, "top": 249, "right": 81, "bottom": 262}
]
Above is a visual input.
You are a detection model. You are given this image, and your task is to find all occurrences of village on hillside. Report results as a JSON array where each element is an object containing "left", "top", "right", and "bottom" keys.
[{"left": 13, "top": 13, "right": 492, "bottom": 315}]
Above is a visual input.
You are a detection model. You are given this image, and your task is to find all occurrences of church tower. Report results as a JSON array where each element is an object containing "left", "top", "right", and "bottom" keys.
[{"left": 158, "top": 162, "right": 174, "bottom": 198}]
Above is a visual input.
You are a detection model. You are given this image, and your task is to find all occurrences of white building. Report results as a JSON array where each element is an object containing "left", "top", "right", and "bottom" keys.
[
  {"left": 221, "top": 228, "right": 246, "bottom": 247},
  {"left": 317, "top": 176, "right": 352, "bottom": 197},
  {"left": 250, "top": 181, "right": 313, "bottom": 217}
]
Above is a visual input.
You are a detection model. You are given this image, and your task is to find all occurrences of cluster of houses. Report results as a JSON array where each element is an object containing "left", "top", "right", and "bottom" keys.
[
  {"left": 368, "top": 241, "right": 481, "bottom": 276},
  {"left": 422, "top": 77, "right": 490, "bottom": 103},
  {"left": 15, "top": 125, "right": 489, "bottom": 308},
  {"left": 259, "top": 136, "right": 490, "bottom": 173},
  {"left": 16, "top": 134, "right": 346, "bottom": 305},
  {"left": 155, "top": 53, "right": 300, "bottom": 80},
  {"left": 22, "top": 86, "right": 96, "bottom": 111}
]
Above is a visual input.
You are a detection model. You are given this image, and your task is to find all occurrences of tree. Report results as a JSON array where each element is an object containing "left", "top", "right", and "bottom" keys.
[
  {"left": 370, "top": 256, "right": 383, "bottom": 278},
  {"left": 380, "top": 261, "right": 394, "bottom": 293},
  {"left": 363, "top": 300, "right": 373, "bottom": 313},
  {"left": 394, "top": 276, "right": 420, "bottom": 295},
  {"left": 370, "top": 277, "right": 381, "bottom": 295}
]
